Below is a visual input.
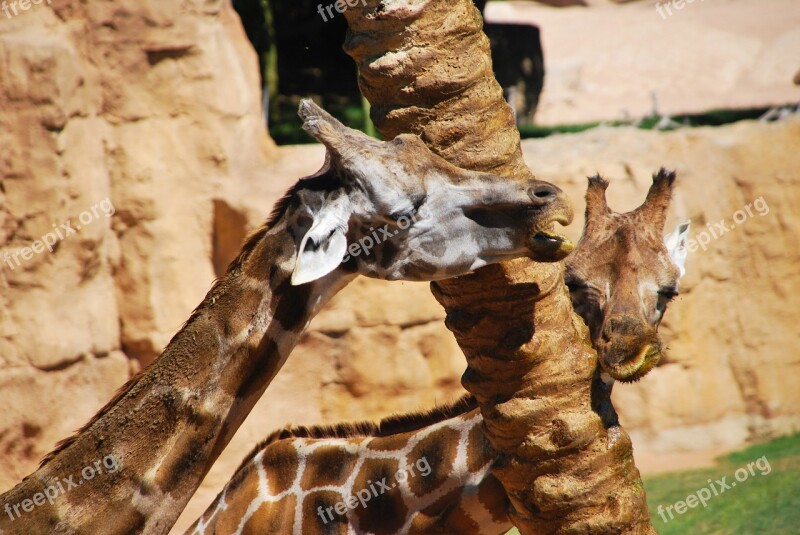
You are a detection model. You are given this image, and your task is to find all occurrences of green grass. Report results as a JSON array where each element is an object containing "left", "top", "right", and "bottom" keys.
[
  {"left": 516, "top": 106, "right": 777, "bottom": 139},
  {"left": 645, "top": 433, "right": 800, "bottom": 534},
  {"left": 504, "top": 433, "right": 800, "bottom": 535}
]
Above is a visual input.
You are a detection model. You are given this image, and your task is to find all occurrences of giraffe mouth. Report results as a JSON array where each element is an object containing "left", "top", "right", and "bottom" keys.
[
  {"left": 527, "top": 195, "right": 574, "bottom": 261},
  {"left": 603, "top": 344, "right": 661, "bottom": 383},
  {"left": 530, "top": 229, "right": 574, "bottom": 261}
]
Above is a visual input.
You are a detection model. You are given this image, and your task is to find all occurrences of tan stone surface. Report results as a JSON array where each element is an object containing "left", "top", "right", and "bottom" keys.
[
  {"left": 0, "top": 0, "right": 275, "bottom": 501},
  {"left": 485, "top": 0, "right": 800, "bottom": 125},
  {"left": 0, "top": 352, "right": 130, "bottom": 484}
]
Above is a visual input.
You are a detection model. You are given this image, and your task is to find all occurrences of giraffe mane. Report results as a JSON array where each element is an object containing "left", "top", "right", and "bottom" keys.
[
  {"left": 264, "top": 158, "right": 337, "bottom": 230},
  {"left": 35, "top": 369, "right": 147, "bottom": 470},
  {"left": 233, "top": 394, "right": 479, "bottom": 475},
  {"left": 264, "top": 182, "right": 302, "bottom": 230}
]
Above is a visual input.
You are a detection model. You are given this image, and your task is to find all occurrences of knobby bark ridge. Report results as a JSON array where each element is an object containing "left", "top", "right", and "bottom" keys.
[{"left": 343, "top": 1, "right": 655, "bottom": 532}]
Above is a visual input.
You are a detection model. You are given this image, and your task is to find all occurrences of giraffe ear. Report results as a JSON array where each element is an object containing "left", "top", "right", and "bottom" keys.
[
  {"left": 664, "top": 220, "right": 690, "bottom": 278},
  {"left": 291, "top": 198, "right": 351, "bottom": 286}
]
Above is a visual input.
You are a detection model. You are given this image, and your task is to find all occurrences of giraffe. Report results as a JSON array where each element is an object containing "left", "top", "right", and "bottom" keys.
[
  {"left": 566, "top": 169, "right": 689, "bottom": 384},
  {"left": 0, "top": 100, "right": 573, "bottom": 535},
  {"left": 185, "top": 170, "right": 690, "bottom": 535}
]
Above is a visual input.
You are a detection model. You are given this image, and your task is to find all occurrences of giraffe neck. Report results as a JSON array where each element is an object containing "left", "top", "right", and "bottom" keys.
[
  {"left": 187, "top": 396, "right": 512, "bottom": 535},
  {"left": 0, "top": 218, "right": 354, "bottom": 535}
]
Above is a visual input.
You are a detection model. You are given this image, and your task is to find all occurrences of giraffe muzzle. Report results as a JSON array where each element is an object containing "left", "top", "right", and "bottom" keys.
[
  {"left": 526, "top": 183, "right": 574, "bottom": 262},
  {"left": 531, "top": 230, "right": 575, "bottom": 261},
  {"left": 600, "top": 337, "right": 662, "bottom": 382}
]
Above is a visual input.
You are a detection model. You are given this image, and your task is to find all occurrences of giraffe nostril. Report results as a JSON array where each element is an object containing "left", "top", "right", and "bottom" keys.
[{"left": 528, "top": 184, "right": 559, "bottom": 205}]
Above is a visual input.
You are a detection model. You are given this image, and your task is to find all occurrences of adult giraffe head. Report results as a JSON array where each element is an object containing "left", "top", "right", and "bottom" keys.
[
  {"left": 566, "top": 169, "right": 689, "bottom": 382},
  {"left": 287, "top": 100, "right": 574, "bottom": 285}
]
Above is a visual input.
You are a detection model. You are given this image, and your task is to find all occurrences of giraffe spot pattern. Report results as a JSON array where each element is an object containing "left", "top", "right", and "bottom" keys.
[
  {"left": 351, "top": 459, "right": 407, "bottom": 534},
  {"left": 190, "top": 410, "right": 500, "bottom": 534},
  {"left": 300, "top": 445, "right": 359, "bottom": 489},
  {"left": 272, "top": 280, "right": 313, "bottom": 332},
  {"left": 407, "top": 427, "right": 460, "bottom": 497},
  {"left": 248, "top": 494, "right": 298, "bottom": 534},
  {"left": 466, "top": 419, "right": 493, "bottom": 474},
  {"left": 416, "top": 484, "right": 464, "bottom": 526},
  {"left": 230, "top": 338, "right": 282, "bottom": 402},
  {"left": 303, "top": 490, "right": 348, "bottom": 535},
  {"left": 261, "top": 441, "right": 301, "bottom": 495}
]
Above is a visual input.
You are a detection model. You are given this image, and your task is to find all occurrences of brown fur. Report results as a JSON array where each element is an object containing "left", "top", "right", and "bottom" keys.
[{"left": 264, "top": 167, "right": 337, "bottom": 230}]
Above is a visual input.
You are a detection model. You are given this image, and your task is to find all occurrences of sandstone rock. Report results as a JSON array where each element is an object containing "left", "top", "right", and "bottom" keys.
[{"left": 0, "top": 352, "right": 129, "bottom": 492}]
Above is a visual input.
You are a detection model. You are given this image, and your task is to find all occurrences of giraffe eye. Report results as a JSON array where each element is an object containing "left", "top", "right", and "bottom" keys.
[
  {"left": 389, "top": 209, "right": 417, "bottom": 224},
  {"left": 658, "top": 287, "right": 679, "bottom": 301},
  {"left": 565, "top": 278, "right": 587, "bottom": 292}
]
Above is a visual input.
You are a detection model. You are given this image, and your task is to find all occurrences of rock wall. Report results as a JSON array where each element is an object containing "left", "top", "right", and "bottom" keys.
[
  {"left": 1, "top": 1, "right": 798, "bottom": 534},
  {"left": 0, "top": 0, "right": 275, "bottom": 493}
]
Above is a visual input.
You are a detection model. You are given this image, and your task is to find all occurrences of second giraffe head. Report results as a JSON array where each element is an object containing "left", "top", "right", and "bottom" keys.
[{"left": 566, "top": 170, "right": 690, "bottom": 382}]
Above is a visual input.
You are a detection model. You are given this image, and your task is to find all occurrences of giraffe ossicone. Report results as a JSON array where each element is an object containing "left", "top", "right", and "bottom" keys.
[
  {"left": 186, "top": 171, "right": 689, "bottom": 535},
  {"left": 0, "top": 100, "right": 573, "bottom": 535}
]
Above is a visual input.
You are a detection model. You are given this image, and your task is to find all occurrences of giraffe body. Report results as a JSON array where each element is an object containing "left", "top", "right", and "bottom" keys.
[{"left": 189, "top": 399, "right": 509, "bottom": 535}]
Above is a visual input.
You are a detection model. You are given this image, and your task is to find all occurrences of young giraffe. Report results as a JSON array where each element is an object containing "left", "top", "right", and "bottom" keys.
[
  {"left": 0, "top": 101, "right": 573, "bottom": 535},
  {"left": 186, "top": 170, "right": 690, "bottom": 535}
]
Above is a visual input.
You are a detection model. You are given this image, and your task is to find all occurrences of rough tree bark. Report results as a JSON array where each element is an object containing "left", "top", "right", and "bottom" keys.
[{"left": 343, "top": 1, "right": 655, "bottom": 533}]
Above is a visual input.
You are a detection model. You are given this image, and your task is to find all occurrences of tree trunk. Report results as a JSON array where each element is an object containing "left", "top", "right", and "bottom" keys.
[{"left": 343, "top": 1, "right": 655, "bottom": 533}]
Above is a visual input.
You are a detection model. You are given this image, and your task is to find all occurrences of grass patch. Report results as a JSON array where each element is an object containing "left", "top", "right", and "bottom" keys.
[
  {"left": 646, "top": 432, "right": 800, "bottom": 534},
  {"left": 517, "top": 106, "right": 778, "bottom": 139},
  {"left": 504, "top": 433, "right": 800, "bottom": 535}
]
